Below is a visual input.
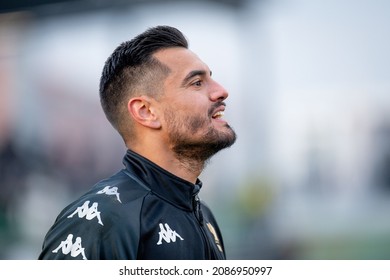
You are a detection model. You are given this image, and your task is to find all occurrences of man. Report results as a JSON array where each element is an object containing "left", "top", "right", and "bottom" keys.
[{"left": 38, "top": 25, "right": 236, "bottom": 260}]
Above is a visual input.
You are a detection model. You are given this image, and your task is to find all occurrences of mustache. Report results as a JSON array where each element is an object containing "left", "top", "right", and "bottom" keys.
[{"left": 208, "top": 101, "right": 226, "bottom": 117}]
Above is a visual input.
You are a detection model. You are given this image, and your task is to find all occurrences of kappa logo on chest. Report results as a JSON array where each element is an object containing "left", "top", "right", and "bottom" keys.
[{"left": 156, "top": 223, "right": 184, "bottom": 245}]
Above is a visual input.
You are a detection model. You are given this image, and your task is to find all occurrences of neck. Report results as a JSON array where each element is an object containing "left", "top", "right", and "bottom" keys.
[
  {"left": 126, "top": 143, "right": 203, "bottom": 184},
  {"left": 174, "top": 157, "right": 206, "bottom": 183}
]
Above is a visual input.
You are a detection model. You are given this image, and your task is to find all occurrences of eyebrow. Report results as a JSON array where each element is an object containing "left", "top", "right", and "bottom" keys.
[{"left": 181, "top": 69, "right": 212, "bottom": 87}]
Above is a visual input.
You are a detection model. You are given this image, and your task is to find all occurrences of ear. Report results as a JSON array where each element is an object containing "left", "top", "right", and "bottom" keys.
[{"left": 127, "top": 96, "right": 161, "bottom": 129}]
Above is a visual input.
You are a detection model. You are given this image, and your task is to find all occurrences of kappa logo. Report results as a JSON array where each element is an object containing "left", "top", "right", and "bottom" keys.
[
  {"left": 52, "top": 234, "right": 87, "bottom": 260},
  {"left": 67, "top": 200, "right": 103, "bottom": 226},
  {"left": 156, "top": 223, "right": 184, "bottom": 245},
  {"left": 97, "top": 185, "right": 122, "bottom": 203}
]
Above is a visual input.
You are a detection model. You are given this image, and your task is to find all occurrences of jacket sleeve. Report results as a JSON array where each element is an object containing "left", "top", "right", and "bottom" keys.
[{"left": 38, "top": 182, "right": 146, "bottom": 260}]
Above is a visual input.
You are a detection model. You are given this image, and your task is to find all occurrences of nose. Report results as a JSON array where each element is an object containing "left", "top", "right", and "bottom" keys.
[{"left": 209, "top": 80, "right": 229, "bottom": 102}]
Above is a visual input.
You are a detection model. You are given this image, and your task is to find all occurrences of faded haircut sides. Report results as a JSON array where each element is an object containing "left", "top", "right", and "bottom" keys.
[{"left": 99, "top": 25, "right": 189, "bottom": 136}]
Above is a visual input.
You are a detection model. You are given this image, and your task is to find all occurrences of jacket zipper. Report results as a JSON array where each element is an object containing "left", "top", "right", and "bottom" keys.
[
  {"left": 193, "top": 195, "right": 204, "bottom": 225},
  {"left": 193, "top": 195, "right": 212, "bottom": 259}
]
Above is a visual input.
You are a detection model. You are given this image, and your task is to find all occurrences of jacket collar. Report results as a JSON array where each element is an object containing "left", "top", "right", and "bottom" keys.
[{"left": 122, "top": 149, "right": 202, "bottom": 211}]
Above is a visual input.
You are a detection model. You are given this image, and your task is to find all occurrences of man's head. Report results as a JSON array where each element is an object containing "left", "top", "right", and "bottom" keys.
[
  {"left": 99, "top": 25, "right": 236, "bottom": 168},
  {"left": 99, "top": 25, "right": 188, "bottom": 137}
]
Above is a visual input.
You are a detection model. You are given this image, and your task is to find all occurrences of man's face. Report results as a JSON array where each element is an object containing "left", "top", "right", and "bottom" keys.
[{"left": 153, "top": 47, "right": 236, "bottom": 162}]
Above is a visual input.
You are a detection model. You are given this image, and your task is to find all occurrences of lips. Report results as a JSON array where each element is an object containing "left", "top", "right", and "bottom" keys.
[
  {"left": 210, "top": 102, "right": 226, "bottom": 119},
  {"left": 212, "top": 111, "right": 225, "bottom": 119}
]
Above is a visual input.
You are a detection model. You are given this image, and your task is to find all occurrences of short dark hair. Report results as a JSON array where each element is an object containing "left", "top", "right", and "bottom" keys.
[{"left": 99, "top": 25, "right": 188, "bottom": 135}]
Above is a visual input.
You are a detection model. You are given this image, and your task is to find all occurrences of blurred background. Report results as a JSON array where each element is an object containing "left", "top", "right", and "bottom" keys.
[{"left": 1, "top": 0, "right": 390, "bottom": 259}]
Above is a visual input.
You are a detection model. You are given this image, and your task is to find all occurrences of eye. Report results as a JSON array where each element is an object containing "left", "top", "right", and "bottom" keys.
[{"left": 192, "top": 80, "right": 203, "bottom": 87}]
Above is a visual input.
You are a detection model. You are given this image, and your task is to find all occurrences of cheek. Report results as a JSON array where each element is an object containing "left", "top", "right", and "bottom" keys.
[
  {"left": 164, "top": 108, "right": 209, "bottom": 136},
  {"left": 162, "top": 97, "right": 210, "bottom": 128},
  {"left": 187, "top": 102, "right": 211, "bottom": 121},
  {"left": 187, "top": 114, "right": 209, "bottom": 133}
]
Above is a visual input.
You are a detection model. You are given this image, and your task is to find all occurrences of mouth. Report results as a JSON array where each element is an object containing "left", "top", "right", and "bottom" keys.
[
  {"left": 212, "top": 111, "right": 225, "bottom": 119},
  {"left": 211, "top": 104, "right": 227, "bottom": 123}
]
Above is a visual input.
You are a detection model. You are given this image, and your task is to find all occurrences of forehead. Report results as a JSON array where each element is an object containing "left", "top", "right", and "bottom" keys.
[{"left": 153, "top": 47, "right": 209, "bottom": 79}]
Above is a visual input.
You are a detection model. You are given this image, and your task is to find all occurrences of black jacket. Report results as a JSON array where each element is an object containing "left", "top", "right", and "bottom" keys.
[{"left": 38, "top": 150, "right": 226, "bottom": 260}]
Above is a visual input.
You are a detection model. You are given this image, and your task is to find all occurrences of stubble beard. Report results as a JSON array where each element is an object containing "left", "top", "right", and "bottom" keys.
[{"left": 164, "top": 108, "right": 237, "bottom": 173}]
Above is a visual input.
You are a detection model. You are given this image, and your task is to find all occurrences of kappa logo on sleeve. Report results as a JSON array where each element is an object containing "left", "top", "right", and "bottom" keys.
[
  {"left": 52, "top": 234, "right": 87, "bottom": 260},
  {"left": 156, "top": 223, "right": 184, "bottom": 245},
  {"left": 67, "top": 200, "right": 104, "bottom": 226},
  {"left": 97, "top": 185, "right": 122, "bottom": 203}
]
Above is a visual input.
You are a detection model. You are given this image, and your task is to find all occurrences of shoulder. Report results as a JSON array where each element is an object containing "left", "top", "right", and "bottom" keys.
[
  {"left": 61, "top": 170, "right": 150, "bottom": 217},
  {"left": 39, "top": 170, "right": 151, "bottom": 259},
  {"left": 50, "top": 170, "right": 152, "bottom": 235}
]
